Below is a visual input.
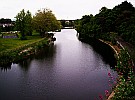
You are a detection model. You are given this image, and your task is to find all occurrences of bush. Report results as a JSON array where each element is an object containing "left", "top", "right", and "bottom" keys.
[{"left": 113, "top": 49, "right": 135, "bottom": 100}]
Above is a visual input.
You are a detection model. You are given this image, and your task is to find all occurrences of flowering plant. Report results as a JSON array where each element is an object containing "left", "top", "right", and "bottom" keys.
[{"left": 113, "top": 49, "right": 135, "bottom": 100}]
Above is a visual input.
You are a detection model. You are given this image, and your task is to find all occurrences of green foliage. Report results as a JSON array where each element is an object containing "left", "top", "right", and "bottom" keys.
[
  {"left": 75, "top": 1, "right": 135, "bottom": 45},
  {"left": 112, "top": 49, "right": 135, "bottom": 100},
  {"left": 25, "top": 10, "right": 33, "bottom": 36},
  {"left": 116, "top": 49, "right": 133, "bottom": 80},
  {"left": 76, "top": 1, "right": 135, "bottom": 96},
  {"left": 113, "top": 75, "right": 135, "bottom": 100},
  {"left": 0, "top": 37, "right": 49, "bottom": 65},
  {"left": 32, "top": 8, "right": 61, "bottom": 36},
  {"left": 15, "top": 9, "right": 33, "bottom": 40},
  {"left": 0, "top": 36, "right": 42, "bottom": 52}
]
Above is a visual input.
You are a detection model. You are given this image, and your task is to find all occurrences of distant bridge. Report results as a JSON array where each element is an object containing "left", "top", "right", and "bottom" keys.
[
  {"left": 58, "top": 19, "right": 76, "bottom": 22},
  {"left": 61, "top": 27, "right": 74, "bottom": 29},
  {"left": 58, "top": 20, "right": 76, "bottom": 28}
]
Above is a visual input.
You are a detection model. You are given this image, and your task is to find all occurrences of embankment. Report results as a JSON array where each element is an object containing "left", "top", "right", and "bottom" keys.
[{"left": 0, "top": 37, "right": 54, "bottom": 66}]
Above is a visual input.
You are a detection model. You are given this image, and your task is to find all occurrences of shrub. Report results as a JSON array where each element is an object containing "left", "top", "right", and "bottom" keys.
[{"left": 112, "top": 49, "right": 135, "bottom": 100}]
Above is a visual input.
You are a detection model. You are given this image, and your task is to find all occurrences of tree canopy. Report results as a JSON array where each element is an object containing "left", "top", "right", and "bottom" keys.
[
  {"left": 32, "top": 8, "right": 61, "bottom": 36},
  {"left": 15, "top": 9, "right": 32, "bottom": 39},
  {"left": 76, "top": 1, "right": 135, "bottom": 45}
]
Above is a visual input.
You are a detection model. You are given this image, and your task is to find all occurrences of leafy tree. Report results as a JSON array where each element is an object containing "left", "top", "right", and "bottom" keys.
[
  {"left": 32, "top": 8, "right": 61, "bottom": 36},
  {"left": 15, "top": 9, "right": 33, "bottom": 39},
  {"left": 25, "top": 10, "right": 33, "bottom": 36},
  {"left": 76, "top": 1, "right": 135, "bottom": 45},
  {"left": 15, "top": 9, "right": 26, "bottom": 40}
]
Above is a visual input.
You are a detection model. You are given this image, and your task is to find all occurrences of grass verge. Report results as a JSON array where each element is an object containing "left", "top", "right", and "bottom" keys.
[
  {"left": 0, "top": 36, "right": 42, "bottom": 52},
  {"left": 0, "top": 36, "right": 49, "bottom": 66}
]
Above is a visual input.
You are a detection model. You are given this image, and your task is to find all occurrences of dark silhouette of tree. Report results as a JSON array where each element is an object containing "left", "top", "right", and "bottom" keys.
[{"left": 76, "top": 1, "right": 135, "bottom": 45}]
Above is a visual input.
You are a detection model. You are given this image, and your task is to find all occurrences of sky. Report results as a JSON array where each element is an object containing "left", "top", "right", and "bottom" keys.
[{"left": 0, "top": 0, "right": 135, "bottom": 20}]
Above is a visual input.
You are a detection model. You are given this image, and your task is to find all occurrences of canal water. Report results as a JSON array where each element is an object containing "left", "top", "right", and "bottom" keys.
[{"left": 0, "top": 29, "right": 117, "bottom": 100}]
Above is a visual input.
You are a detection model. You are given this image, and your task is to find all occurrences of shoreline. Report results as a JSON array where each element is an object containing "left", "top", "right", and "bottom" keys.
[
  {"left": 98, "top": 39, "right": 120, "bottom": 100},
  {"left": 0, "top": 37, "right": 54, "bottom": 66},
  {"left": 99, "top": 39, "right": 135, "bottom": 100}
]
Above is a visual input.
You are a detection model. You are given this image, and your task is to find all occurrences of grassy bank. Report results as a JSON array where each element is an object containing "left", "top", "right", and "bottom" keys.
[
  {"left": 0, "top": 36, "right": 50, "bottom": 66},
  {"left": 0, "top": 36, "right": 42, "bottom": 52}
]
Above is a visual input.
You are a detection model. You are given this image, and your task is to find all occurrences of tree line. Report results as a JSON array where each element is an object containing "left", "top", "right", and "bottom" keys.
[
  {"left": 0, "top": 8, "right": 61, "bottom": 40},
  {"left": 16, "top": 8, "right": 61, "bottom": 39},
  {"left": 75, "top": 1, "right": 135, "bottom": 45}
]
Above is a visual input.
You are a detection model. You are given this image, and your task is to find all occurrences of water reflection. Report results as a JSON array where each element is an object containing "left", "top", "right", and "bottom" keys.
[
  {"left": 0, "top": 64, "right": 11, "bottom": 71},
  {"left": 80, "top": 38, "right": 117, "bottom": 68},
  {"left": 0, "top": 29, "right": 118, "bottom": 100},
  {"left": 0, "top": 45, "right": 56, "bottom": 72},
  {"left": 18, "top": 59, "right": 32, "bottom": 71},
  {"left": 34, "top": 45, "right": 56, "bottom": 60}
]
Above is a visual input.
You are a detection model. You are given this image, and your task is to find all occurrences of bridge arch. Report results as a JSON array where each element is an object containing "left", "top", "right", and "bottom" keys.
[{"left": 58, "top": 20, "right": 76, "bottom": 28}]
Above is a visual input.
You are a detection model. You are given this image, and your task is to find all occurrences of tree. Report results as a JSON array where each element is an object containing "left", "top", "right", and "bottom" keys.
[
  {"left": 25, "top": 10, "right": 33, "bottom": 36},
  {"left": 32, "top": 8, "right": 61, "bottom": 36},
  {"left": 75, "top": 1, "right": 135, "bottom": 45},
  {"left": 15, "top": 9, "right": 26, "bottom": 40},
  {"left": 15, "top": 9, "right": 33, "bottom": 39}
]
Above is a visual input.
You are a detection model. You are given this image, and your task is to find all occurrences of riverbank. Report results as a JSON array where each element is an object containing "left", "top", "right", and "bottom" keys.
[
  {"left": 99, "top": 39, "right": 135, "bottom": 100},
  {"left": 99, "top": 39, "right": 120, "bottom": 56},
  {"left": 0, "top": 35, "right": 55, "bottom": 66},
  {"left": 0, "top": 36, "right": 42, "bottom": 52},
  {"left": 98, "top": 39, "right": 119, "bottom": 100}
]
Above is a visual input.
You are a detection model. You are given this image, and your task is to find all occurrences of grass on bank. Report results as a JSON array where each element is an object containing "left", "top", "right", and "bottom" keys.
[{"left": 0, "top": 35, "right": 43, "bottom": 52}]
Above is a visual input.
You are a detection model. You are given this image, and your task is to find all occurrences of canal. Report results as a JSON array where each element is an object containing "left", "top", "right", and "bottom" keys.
[{"left": 0, "top": 29, "right": 117, "bottom": 100}]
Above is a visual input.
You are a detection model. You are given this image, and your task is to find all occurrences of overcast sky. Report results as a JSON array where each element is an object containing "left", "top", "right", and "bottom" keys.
[{"left": 0, "top": 0, "right": 135, "bottom": 20}]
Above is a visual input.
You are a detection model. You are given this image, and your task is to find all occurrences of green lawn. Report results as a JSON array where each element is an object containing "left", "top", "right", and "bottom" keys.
[{"left": 0, "top": 36, "right": 43, "bottom": 52}]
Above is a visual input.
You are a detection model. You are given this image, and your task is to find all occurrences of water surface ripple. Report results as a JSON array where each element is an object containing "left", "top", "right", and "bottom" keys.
[{"left": 0, "top": 29, "right": 117, "bottom": 100}]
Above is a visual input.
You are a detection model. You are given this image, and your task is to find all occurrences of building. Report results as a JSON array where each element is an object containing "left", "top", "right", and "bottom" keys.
[{"left": 0, "top": 18, "right": 14, "bottom": 32}]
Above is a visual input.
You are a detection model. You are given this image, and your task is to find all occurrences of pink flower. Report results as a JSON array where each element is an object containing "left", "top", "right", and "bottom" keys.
[
  {"left": 108, "top": 72, "right": 111, "bottom": 76},
  {"left": 105, "top": 90, "right": 109, "bottom": 97},
  {"left": 99, "top": 94, "right": 103, "bottom": 100},
  {"left": 114, "top": 81, "right": 117, "bottom": 85},
  {"left": 111, "top": 76, "right": 114, "bottom": 80},
  {"left": 109, "top": 84, "right": 112, "bottom": 87}
]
